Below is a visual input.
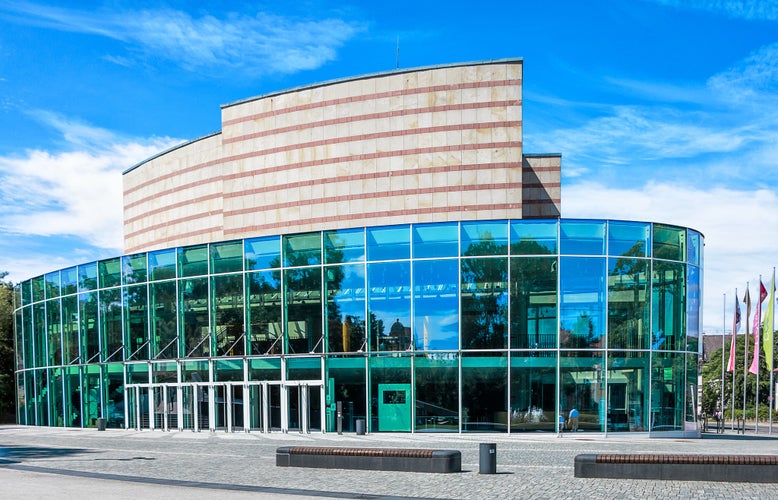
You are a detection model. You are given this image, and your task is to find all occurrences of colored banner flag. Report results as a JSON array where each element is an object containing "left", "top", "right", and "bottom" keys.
[
  {"left": 763, "top": 273, "right": 775, "bottom": 371},
  {"left": 727, "top": 291, "right": 741, "bottom": 372},
  {"left": 749, "top": 281, "right": 768, "bottom": 375}
]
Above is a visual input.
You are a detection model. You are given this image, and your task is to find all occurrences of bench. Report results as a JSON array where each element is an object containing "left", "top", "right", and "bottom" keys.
[
  {"left": 276, "top": 446, "right": 461, "bottom": 473},
  {"left": 574, "top": 453, "right": 778, "bottom": 482}
]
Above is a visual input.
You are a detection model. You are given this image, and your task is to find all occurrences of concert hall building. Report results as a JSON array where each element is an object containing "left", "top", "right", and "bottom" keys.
[{"left": 12, "top": 59, "right": 703, "bottom": 436}]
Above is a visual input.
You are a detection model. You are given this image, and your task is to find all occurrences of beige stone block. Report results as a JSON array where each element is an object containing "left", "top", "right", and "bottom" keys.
[
  {"left": 418, "top": 152, "right": 433, "bottom": 169},
  {"left": 462, "top": 168, "right": 478, "bottom": 187},
  {"left": 417, "top": 112, "right": 432, "bottom": 129}
]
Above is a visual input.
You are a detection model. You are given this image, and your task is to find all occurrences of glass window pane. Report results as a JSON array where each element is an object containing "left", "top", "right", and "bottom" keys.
[
  {"left": 607, "top": 258, "right": 649, "bottom": 349},
  {"left": 413, "top": 223, "right": 458, "bottom": 259},
  {"left": 31, "top": 276, "right": 44, "bottom": 302},
  {"left": 369, "top": 355, "right": 411, "bottom": 432},
  {"left": 510, "top": 351, "right": 557, "bottom": 432},
  {"left": 45, "top": 271, "right": 60, "bottom": 299},
  {"left": 99, "top": 288, "right": 124, "bottom": 362},
  {"left": 415, "top": 353, "right": 459, "bottom": 432},
  {"left": 462, "top": 353, "right": 507, "bottom": 432},
  {"left": 607, "top": 351, "right": 649, "bottom": 432},
  {"left": 287, "top": 357, "right": 321, "bottom": 380},
  {"left": 687, "top": 230, "right": 701, "bottom": 265},
  {"left": 78, "top": 263, "right": 97, "bottom": 292},
  {"left": 510, "top": 220, "right": 557, "bottom": 255},
  {"left": 652, "top": 261, "right": 685, "bottom": 351},
  {"left": 608, "top": 221, "right": 649, "bottom": 258},
  {"left": 325, "top": 357, "right": 366, "bottom": 432},
  {"left": 325, "top": 228, "right": 365, "bottom": 264},
  {"left": 79, "top": 292, "right": 99, "bottom": 363},
  {"left": 214, "top": 359, "right": 244, "bottom": 382},
  {"left": 210, "top": 240, "right": 244, "bottom": 274},
  {"left": 653, "top": 224, "right": 685, "bottom": 261},
  {"left": 510, "top": 257, "right": 557, "bottom": 349},
  {"left": 150, "top": 281, "right": 178, "bottom": 359},
  {"left": 20, "top": 280, "right": 31, "bottom": 306},
  {"left": 284, "top": 267, "right": 323, "bottom": 354},
  {"left": 367, "top": 225, "right": 410, "bottom": 261},
  {"left": 33, "top": 303, "right": 46, "bottom": 367},
  {"left": 284, "top": 233, "right": 321, "bottom": 267},
  {"left": 245, "top": 236, "right": 281, "bottom": 270},
  {"left": 560, "top": 257, "right": 606, "bottom": 349},
  {"left": 124, "top": 285, "right": 149, "bottom": 361},
  {"left": 122, "top": 253, "right": 148, "bottom": 284},
  {"left": 413, "top": 259, "right": 459, "bottom": 350},
  {"left": 326, "top": 264, "right": 366, "bottom": 353},
  {"left": 651, "top": 352, "right": 684, "bottom": 431},
  {"left": 368, "top": 262, "right": 412, "bottom": 352},
  {"left": 461, "top": 221, "right": 508, "bottom": 256},
  {"left": 99, "top": 258, "right": 122, "bottom": 288},
  {"left": 181, "top": 360, "right": 209, "bottom": 382},
  {"left": 61, "top": 295, "right": 79, "bottom": 364},
  {"left": 248, "top": 357, "right": 281, "bottom": 381},
  {"left": 461, "top": 257, "right": 508, "bottom": 349},
  {"left": 61, "top": 267, "right": 77, "bottom": 295},
  {"left": 246, "top": 271, "right": 282, "bottom": 355},
  {"left": 179, "top": 245, "right": 208, "bottom": 277},
  {"left": 212, "top": 274, "right": 245, "bottom": 356},
  {"left": 181, "top": 277, "right": 208, "bottom": 358},
  {"left": 686, "top": 265, "right": 701, "bottom": 354},
  {"left": 560, "top": 220, "right": 605, "bottom": 255},
  {"left": 559, "top": 350, "right": 605, "bottom": 432},
  {"left": 46, "top": 299, "right": 61, "bottom": 366},
  {"left": 148, "top": 249, "right": 176, "bottom": 281}
]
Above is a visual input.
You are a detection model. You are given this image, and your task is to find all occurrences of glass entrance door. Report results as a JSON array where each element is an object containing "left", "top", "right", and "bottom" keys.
[{"left": 284, "top": 383, "right": 322, "bottom": 433}]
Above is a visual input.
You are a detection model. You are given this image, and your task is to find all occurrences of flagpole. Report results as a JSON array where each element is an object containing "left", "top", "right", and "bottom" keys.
[
  {"left": 756, "top": 275, "right": 762, "bottom": 434},
  {"left": 743, "top": 284, "right": 750, "bottom": 430},
  {"left": 721, "top": 292, "right": 726, "bottom": 424},
  {"left": 731, "top": 288, "right": 738, "bottom": 431},
  {"left": 770, "top": 269, "right": 775, "bottom": 434}
]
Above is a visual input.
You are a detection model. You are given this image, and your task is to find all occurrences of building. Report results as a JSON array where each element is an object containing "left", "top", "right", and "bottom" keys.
[{"left": 12, "top": 59, "right": 703, "bottom": 435}]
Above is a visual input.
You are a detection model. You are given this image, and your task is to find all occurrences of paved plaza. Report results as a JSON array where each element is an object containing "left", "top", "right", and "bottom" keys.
[{"left": 2, "top": 425, "right": 778, "bottom": 499}]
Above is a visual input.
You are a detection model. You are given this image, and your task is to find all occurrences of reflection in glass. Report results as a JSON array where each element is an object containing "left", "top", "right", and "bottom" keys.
[
  {"left": 560, "top": 257, "right": 605, "bottom": 349},
  {"left": 413, "top": 259, "right": 459, "bottom": 350},
  {"left": 461, "top": 257, "right": 507, "bottom": 349},
  {"left": 45, "top": 271, "right": 60, "bottom": 299},
  {"left": 150, "top": 281, "right": 178, "bottom": 359},
  {"left": 462, "top": 353, "right": 507, "bottom": 432},
  {"left": 461, "top": 221, "right": 508, "bottom": 256},
  {"left": 99, "top": 287, "right": 124, "bottom": 362},
  {"left": 510, "top": 220, "right": 557, "bottom": 255},
  {"left": 326, "top": 357, "right": 366, "bottom": 432},
  {"left": 607, "top": 351, "right": 649, "bottom": 431},
  {"left": 210, "top": 240, "right": 243, "bottom": 274},
  {"left": 653, "top": 224, "right": 685, "bottom": 261},
  {"left": 284, "top": 267, "right": 323, "bottom": 354},
  {"left": 149, "top": 249, "right": 176, "bottom": 281},
  {"left": 212, "top": 274, "right": 244, "bottom": 356},
  {"left": 559, "top": 350, "right": 605, "bottom": 432},
  {"left": 32, "top": 276, "right": 44, "bottom": 302},
  {"left": 651, "top": 352, "right": 684, "bottom": 431},
  {"left": 510, "top": 257, "right": 557, "bottom": 349},
  {"left": 61, "top": 267, "right": 77, "bottom": 295},
  {"left": 78, "top": 263, "right": 97, "bottom": 292},
  {"left": 124, "top": 285, "right": 148, "bottom": 360},
  {"left": 33, "top": 303, "right": 46, "bottom": 367},
  {"left": 652, "top": 261, "right": 685, "bottom": 351},
  {"left": 687, "top": 231, "right": 701, "bottom": 265},
  {"left": 326, "top": 264, "right": 366, "bottom": 353},
  {"left": 246, "top": 271, "right": 282, "bottom": 355},
  {"left": 369, "top": 355, "right": 411, "bottom": 432},
  {"left": 324, "top": 228, "right": 365, "bottom": 264},
  {"left": 413, "top": 222, "right": 458, "bottom": 258},
  {"left": 415, "top": 353, "right": 458, "bottom": 432},
  {"left": 284, "top": 233, "right": 321, "bottom": 267},
  {"left": 79, "top": 292, "right": 99, "bottom": 363},
  {"left": 245, "top": 236, "right": 281, "bottom": 270},
  {"left": 368, "top": 262, "right": 411, "bottom": 352},
  {"left": 179, "top": 245, "right": 208, "bottom": 277},
  {"left": 607, "top": 258, "right": 649, "bottom": 350},
  {"left": 510, "top": 350, "right": 556, "bottom": 432},
  {"left": 122, "top": 254, "right": 147, "bottom": 285},
  {"left": 99, "top": 258, "right": 122, "bottom": 288},
  {"left": 608, "top": 221, "right": 649, "bottom": 258},
  {"left": 686, "top": 265, "right": 700, "bottom": 354},
  {"left": 46, "top": 299, "right": 61, "bottom": 366},
  {"left": 180, "top": 277, "right": 208, "bottom": 358},
  {"left": 560, "top": 220, "right": 605, "bottom": 255},
  {"left": 367, "top": 225, "right": 410, "bottom": 261}
]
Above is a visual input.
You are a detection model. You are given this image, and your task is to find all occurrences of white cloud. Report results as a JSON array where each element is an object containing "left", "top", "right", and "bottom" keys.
[
  {"left": 648, "top": 0, "right": 778, "bottom": 21},
  {"left": 0, "top": 3, "right": 364, "bottom": 75},
  {"left": 565, "top": 181, "right": 778, "bottom": 332}
]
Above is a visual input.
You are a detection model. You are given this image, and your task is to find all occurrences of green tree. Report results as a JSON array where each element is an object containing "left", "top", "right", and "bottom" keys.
[{"left": 0, "top": 272, "right": 15, "bottom": 422}]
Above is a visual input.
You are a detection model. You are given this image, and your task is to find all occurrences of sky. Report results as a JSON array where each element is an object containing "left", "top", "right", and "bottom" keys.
[{"left": 1, "top": 0, "right": 777, "bottom": 333}]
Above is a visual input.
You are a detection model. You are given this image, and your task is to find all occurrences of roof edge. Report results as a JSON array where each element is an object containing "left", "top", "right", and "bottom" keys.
[{"left": 122, "top": 131, "right": 221, "bottom": 175}]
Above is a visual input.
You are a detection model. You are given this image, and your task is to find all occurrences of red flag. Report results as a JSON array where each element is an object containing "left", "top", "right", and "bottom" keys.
[
  {"left": 749, "top": 281, "right": 768, "bottom": 374},
  {"left": 727, "top": 291, "right": 741, "bottom": 372}
]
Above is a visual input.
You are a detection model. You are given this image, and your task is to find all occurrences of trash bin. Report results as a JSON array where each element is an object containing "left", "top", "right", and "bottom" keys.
[
  {"left": 355, "top": 418, "right": 366, "bottom": 435},
  {"left": 97, "top": 418, "right": 107, "bottom": 431},
  {"left": 479, "top": 443, "right": 496, "bottom": 474}
]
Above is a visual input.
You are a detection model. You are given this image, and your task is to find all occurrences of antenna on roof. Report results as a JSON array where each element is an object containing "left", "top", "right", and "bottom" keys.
[{"left": 395, "top": 35, "right": 400, "bottom": 69}]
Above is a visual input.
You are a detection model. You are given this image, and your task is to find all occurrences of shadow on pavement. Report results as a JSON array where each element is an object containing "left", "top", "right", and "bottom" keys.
[{"left": 0, "top": 445, "right": 93, "bottom": 461}]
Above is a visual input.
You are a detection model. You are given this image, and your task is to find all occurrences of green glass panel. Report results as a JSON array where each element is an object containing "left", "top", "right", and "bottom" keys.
[
  {"left": 99, "top": 288, "right": 123, "bottom": 362},
  {"left": 124, "top": 285, "right": 149, "bottom": 361},
  {"left": 607, "top": 351, "right": 649, "bottom": 431},
  {"left": 461, "top": 221, "right": 508, "bottom": 256},
  {"left": 79, "top": 292, "right": 99, "bottom": 363},
  {"left": 148, "top": 249, "right": 176, "bottom": 281},
  {"left": 326, "top": 264, "right": 366, "bottom": 353},
  {"left": 324, "top": 228, "right": 365, "bottom": 264},
  {"left": 462, "top": 353, "right": 507, "bottom": 432},
  {"left": 366, "top": 225, "right": 410, "bottom": 261},
  {"left": 559, "top": 350, "right": 605, "bottom": 432},
  {"left": 651, "top": 352, "right": 685, "bottom": 431},
  {"left": 510, "top": 220, "right": 557, "bottom": 255},
  {"left": 284, "top": 232, "right": 321, "bottom": 267},
  {"left": 287, "top": 357, "right": 321, "bottom": 380},
  {"left": 122, "top": 253, "right": 148, "bottom": 284},
  {"left": 686, "top": 265, "right": 700, "bottom": 354},
  {"left": 24, "top": 371, "right": 35, "bottom": 425},
  {"left": 22, "top": 307, "right": 33, "bottom": 369},
  {"left": 367, "top": 262, "right": 411, "bottom": 352},
  {"left": 45, "top": 271, "right": 60, "bottom": 299},
  {"left": 179, "top": 245, "right": 208, "bottom": 277},
  {"left": 413, "top": 259, "right": 459, "bottom": 350},
  {"left": 560, "top": 220, "right": 605, "bottom": 255},
  {"left": 98, "top": 258, "right": 122, "bottom": 288},
  {"left": 33, "top": 303, "right": 46, "bottom": 368},
  {"left": 46, "top": 299, "right": 62, "bottom": 366},
  {"left": 461, "top": 257, "right": 508, "bottom": 349},
  {"left": 652, "top": 261, "right": 685, "bottom": 351},
  {"left": 31, "top": 276, "right": 44, "bottom": 302},
  {"left": 180, "top": 277, "right": 208, "bottom": 358},
  {"left": 50, "top": 367, "right": 64, "bottom": 426},
  {"left": 248, "top": 357, "right": 282, "bottom": 381},
  {"left": 127, "top": 362, "right": 150, "bottom": 384},
  {"left": 369, "top": 355, "right": 411, "bottom": 432},
  {"left": 61, "top": 295, "right": 79, "bottom": 364},
  {"left": 653, "top": 224, "right": 685, "bottom": 261},
  {"left": 560, "top": 257, "right": 606, "bottom": 349},
  {"left": 63, "top": 365, "right": 81, "bottom": 427},
  {"left": 16, "top": 373, "right": 25, "bottom": 424},
  {"left": 210, "top": 240, "right": 244, "bottom": 274},
  {"left": 245, "top": 236, "right": 281, "bottom": 270},
  {"left": 150, "top": 281, "right": 178, "bottom": 359},
  {"left": 212, "top": 274, "right": 245, "bottom": 356},
  {"left": 104, "top": 363, "right": 125, "bottom": 428},
  {"left": 181, "top": 360, "right": 209, "bottom": 383},
  {"left": 78, "top": 262, "right": 97, "bottom": 292},
  {"left": 687, "top": 230, "right": 702, "bottom": 265},
  {"left": 14, "top": 308, "right": 24, "bottom": 369},
  {"left": 246, "top": 271, "right": 282, "bottom": 355},
  {"left": 510, "top": 351, "right": 557, "bottom": 432},
  {"left": 325, "top": 357, "right": 367, "bottom": 433},
  {"left": 510, "top": 257, "right": 557, "bottom": 349},
  {"left": 20, "top": 280, "right": 32, "bottom": 306},
  {"left": 34, "top": 369, "right": 50, "bottom": 426},
  {"left": 214, "top": 358, "right": 244, "bottom": 381},
  {"left": 151, "top": 361, "right": 178, "bottom": 383},
  {"left": 412, "top": 222, "right": 458, "bottom": 258},
  {"left": 608, "top": 221, "right": 649, "bottom": 258},
  {"left": 607, "top": 258, "right": 649, "bottom": 349},
  {"left": 82, "top": 364, "right": 102, "bottom": 427},
  {"left": 14, "top": 283, "right": 24, "bottom": 309},
  {"left": 284, "top": 267, "right": 323, "bottom": 354},
  {"left": 415, "top": 353, "right": 459, "bottom": 432},
  {"left": 61, "top": 267, "right": 77, "bottom": 295}
]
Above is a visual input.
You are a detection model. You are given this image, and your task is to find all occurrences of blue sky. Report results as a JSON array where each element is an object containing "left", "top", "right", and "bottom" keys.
[{"left": 1, "top": 0, "right": 777, "bottom": 332}]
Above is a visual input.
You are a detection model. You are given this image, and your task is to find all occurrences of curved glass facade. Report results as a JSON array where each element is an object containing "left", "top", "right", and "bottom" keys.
[{"left": 13, "top": 219, "right": 703, "bottom": 435}]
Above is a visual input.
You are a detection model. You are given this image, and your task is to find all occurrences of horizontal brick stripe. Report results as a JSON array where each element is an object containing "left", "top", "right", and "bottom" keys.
[
  {"left": 223, "top": 100, "right": 520, "bottom": 145},
  {"left": 124, "top": 210, "right": 223, "bottom": 241},
  {"left": 222, "top": 79, "right": 522, "bottom": 127}
]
